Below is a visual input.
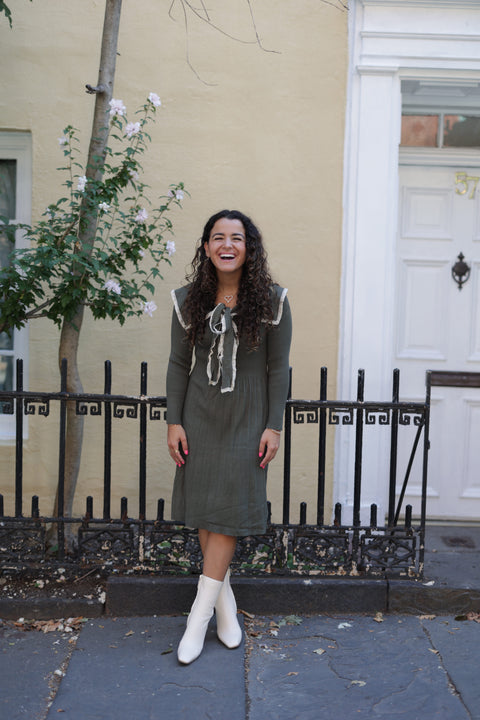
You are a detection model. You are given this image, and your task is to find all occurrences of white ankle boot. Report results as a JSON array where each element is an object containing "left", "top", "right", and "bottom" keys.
[
  {"left": 215, "top": 569, "right": 242, "bottom": 649},
  {"left": 177, "top": 574, "right": 223, "bottom": 665}
]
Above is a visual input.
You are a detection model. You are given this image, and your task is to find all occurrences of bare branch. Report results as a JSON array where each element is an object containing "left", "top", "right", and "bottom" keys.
[
  {"left": 85, "top": 83, "right": 108, "bottom": 94},
  {"left": 245, "top": 0, "right": 279, "bottom": 53},
  {"left": 24, "top": 299, "right": 54, "bottom": 320},
  {"left": 177, "top": 0, "right": 218, "bottom": 86},
  {"left": 321, "top": 0, "right": 349, "bottom": 10},
  {"left": 55, "top": 217, "right": 79, "bottom": 247},
  {"left": 169, "top": 0, "right": 281, "bottom": 84}
]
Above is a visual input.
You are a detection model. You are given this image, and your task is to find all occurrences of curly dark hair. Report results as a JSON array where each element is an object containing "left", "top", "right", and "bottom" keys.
[{"left": 181, "top": 210, "right": 275, "bottom": 350}]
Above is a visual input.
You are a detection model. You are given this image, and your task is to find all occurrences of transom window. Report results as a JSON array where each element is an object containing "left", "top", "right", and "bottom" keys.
[
  {"left": 401, "top": 80, "right": 480, "bottom": 150},
  {"left": 401, "top": 113, "right": 480, "bottom": 148}
]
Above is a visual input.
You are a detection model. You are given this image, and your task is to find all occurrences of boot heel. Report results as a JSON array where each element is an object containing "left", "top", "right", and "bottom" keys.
[{"left": 215, "top": 569, "right": 242, "bottom": 649}]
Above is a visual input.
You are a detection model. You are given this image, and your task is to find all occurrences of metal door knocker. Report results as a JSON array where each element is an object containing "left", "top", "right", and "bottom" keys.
[{"left": 451, "top": 252, "right": 471, "bottom": 290}]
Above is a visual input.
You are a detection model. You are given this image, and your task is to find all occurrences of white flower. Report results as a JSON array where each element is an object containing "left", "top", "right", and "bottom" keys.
[
  {"left": 109, "top": 98, "right": 126, "bottom": 118},
  {"left": 135, "top": 208, "right": 148, "bottom": 224},
  {"left": 168, "top": 189, "right": 184, "bottom": 201},
  {"left": 45, "top": 207, "right": 55, "bottom": 219},
  {"left": 98, "top": 202, "right": 110, "bottom": 213},
  {"left": 143, "top": 300, "right": 157, "bottom": 317},
  {"left": 138, "top": 249, "right": 145, "bottom": 258},
  {"left": 148, "top": 92, "right": 161, "bottom": 108},
  {"left": 128, "top": 168, "right": 140, "bottom": 182},
  {"left": 166, "top": 240, "right": 176, "bottom": 257},
  {"left": 103, "top": 279, "right": 121, "bottom": 295},
  {"left": 77, "top": 175, "right": 87, "bottom": 192},
  {"left": 58, "top": 136, "right": 68, "bottom": 146},
  {"left": 125, "top": 122, "right": 141, "bottom": 139}
]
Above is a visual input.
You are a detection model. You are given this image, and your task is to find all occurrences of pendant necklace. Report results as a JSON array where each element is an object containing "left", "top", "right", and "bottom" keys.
[{"left": 220, "top": 291, "right": 237, "bottom": 307}]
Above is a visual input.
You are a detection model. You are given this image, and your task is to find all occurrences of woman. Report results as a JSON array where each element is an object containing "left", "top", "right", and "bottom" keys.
[{"left": 166, "top": 209, "right": 292, "bottom": 664}]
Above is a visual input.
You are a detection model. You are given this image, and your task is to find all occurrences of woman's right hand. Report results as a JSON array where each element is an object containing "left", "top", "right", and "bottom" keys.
[{"left": 167, "top": 424, "right": 189, "bottom": 466}]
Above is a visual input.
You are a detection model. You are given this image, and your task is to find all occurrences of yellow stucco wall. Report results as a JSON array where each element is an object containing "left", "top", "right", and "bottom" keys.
[{"left": 0, "top": 0, "right": 348, "bottom": 525}]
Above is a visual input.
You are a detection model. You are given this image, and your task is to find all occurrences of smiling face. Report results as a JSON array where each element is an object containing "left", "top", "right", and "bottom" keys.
[{"left": 204, "top": 217, "right": 247, "bottom": 279}]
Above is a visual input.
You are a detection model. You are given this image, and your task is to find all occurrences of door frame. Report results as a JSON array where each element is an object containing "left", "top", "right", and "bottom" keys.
[{"left": 337, "top": 0, "right": 480, "bottom": 522}]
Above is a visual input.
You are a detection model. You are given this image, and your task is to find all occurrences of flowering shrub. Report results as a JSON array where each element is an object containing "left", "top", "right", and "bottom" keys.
[{"left": 0, "top": 93, "right": 186, "bottom": 333}]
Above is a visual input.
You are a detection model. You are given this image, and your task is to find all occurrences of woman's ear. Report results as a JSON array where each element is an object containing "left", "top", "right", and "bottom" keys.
[{"left": 204, "top": 241, "right": 210, "bottom": 258}]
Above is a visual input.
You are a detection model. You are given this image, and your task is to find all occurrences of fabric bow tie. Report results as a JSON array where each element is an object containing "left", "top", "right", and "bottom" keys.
[{"left": 206, "top": 303, "right": 239, "bottom": 393}]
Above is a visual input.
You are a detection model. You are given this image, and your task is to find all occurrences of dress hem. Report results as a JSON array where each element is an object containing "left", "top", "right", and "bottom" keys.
[{"left": 174, "top": 520, "right": 268, "bottom": 538}]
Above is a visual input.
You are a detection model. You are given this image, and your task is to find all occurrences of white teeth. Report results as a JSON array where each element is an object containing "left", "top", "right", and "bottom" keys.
[{"left": 220, "top": 254, "right": 234, "bottom": 259}]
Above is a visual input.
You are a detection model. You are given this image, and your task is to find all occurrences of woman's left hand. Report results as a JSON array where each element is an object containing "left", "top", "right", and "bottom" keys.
[{"left": 258, "top": 428, "right": 281, "bottom": 469}]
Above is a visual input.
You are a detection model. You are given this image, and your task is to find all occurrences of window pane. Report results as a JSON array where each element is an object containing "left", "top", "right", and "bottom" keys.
[
  {"left": 443, "top": 115, "right": 480, "bottom": 148},
  {"left": 0, "top": 354, "right": 13, "bottom": 391},
  {"left": 0, "top": 331, "right": 13, "bottom": 351},
  {"left": 401, "top": 115, "right": 439, "bottom": 147},
  {"left": 0, "top": 228, "right": 13, "bottom": 269},
  {"left": 0, "top": 159, "right": 16, "bottom": 219},
  {"left": 0, "top": 229, "right": 14, "bottom": 350}
]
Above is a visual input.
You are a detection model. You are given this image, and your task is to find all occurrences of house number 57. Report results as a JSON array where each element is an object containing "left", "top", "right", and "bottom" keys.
[{"left": 455, "top": 171, "right": 480, "bottom": 199}]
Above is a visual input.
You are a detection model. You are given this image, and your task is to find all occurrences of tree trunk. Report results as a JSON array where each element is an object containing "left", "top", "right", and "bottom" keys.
[{"left": 54, "top": 0, "right": 122, "bottom": 550}]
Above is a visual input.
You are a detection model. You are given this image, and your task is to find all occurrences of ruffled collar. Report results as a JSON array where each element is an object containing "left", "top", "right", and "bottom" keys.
[{"left": 171, "top": 286, "right": 288, "bottom": 394}]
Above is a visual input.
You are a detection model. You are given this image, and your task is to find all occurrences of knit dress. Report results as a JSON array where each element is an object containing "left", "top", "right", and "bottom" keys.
[{"left": 166, "top": 284, "right": 292, "bottom": 537}]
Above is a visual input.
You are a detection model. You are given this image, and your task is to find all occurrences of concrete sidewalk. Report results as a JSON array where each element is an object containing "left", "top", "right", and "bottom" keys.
[{"left": 2, "top": 612, "right": 480, "bottom": 719}]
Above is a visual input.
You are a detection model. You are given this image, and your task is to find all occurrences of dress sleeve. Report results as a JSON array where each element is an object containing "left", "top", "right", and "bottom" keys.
[
  {"left": 166, "top": 302, "right": 193, "bottom": 425},
  {"left": 266, "top": 292, "right": 292, "bottom": 431}
]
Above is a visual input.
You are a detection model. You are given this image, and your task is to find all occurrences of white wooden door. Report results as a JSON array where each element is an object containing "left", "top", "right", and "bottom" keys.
[{"left": 396, "top": 161, "right": 480, "bottom": 520}]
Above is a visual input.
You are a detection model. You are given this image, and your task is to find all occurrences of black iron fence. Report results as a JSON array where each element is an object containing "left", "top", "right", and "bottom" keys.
[{"left": 0, "top": 360, "right": 431, "bottom": 578}]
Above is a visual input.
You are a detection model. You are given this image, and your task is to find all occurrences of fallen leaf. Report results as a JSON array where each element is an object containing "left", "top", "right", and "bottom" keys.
[
  {"left": 278, "top": 615, "right": 303, "bottom": 627},
  {"left": 423, "top": 580, "right": 435, "bottom": 586},
  {"left": 373, "top": 612, "right": 384, "bottom": 623},
  {"left": 286, "top": 672, "right": 298, "bottom": 676},
  {"left": 313, "top": 648, "right": 326, "bottom": 655},
  {"left": 239, "top": 609, "right": 255, "bottom": 619},
  {"left": 338, "top": 622, "right": 352, "bottom": 630},
  {"left": 429, "top": 648, "right": 439, "bottom": 654},
  {"left": 161, "top": 647, "right": 173, "bottom": 655},
  {"left": 124, "top": 630, "right": 134, "bottom": 637},
  {"left": 418, "top": 614, "right": 436, "bottom": 620},
  {"left": 349, "top": 680, "right": 366, "bottom": 687}
]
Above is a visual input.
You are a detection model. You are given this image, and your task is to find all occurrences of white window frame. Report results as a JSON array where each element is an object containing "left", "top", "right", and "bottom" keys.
[{"left": 0, "top": 132, "right": 32, "bottom": 441}]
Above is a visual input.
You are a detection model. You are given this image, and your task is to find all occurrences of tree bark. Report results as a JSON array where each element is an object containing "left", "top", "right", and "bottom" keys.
[{"left": 55, "top": 0, "right": 123, "bottom": 549}]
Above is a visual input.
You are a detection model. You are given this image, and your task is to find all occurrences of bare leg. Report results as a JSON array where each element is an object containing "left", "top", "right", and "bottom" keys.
[{"left": 198, "top": 529, "right": 236, "bottom": 581}]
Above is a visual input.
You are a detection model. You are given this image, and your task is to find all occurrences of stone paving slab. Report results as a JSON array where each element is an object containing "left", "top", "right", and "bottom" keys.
[
  {"left": 246, "top": 614, "right": 477, "bottom": 720},
  {"left": 47, "top": 616, "right": 246, "bottom": 720},
  {"left": 422, "top": 616, "right": 480, "bottom": 720},
  {"left": 0, "top": 620, "right": 74, "bottom": 719}
]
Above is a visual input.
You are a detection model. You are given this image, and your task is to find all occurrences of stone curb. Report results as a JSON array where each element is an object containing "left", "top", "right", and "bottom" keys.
[
  {"left": 388, "top": 579, "right": 480, "bottom": 615},
  {"left": 105, "top": 576, "right": 389, "bottom": 616},
  {"left": 1, "top": 576, "right": 480, "bottom": 620},
  {"left": 0, "top": 597, "right": 104, "bottom": 621}
]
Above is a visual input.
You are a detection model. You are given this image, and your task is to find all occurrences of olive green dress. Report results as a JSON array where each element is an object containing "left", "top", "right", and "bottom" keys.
[{"left": 166, "top": 284, "right": 292, "bottom": 537}]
